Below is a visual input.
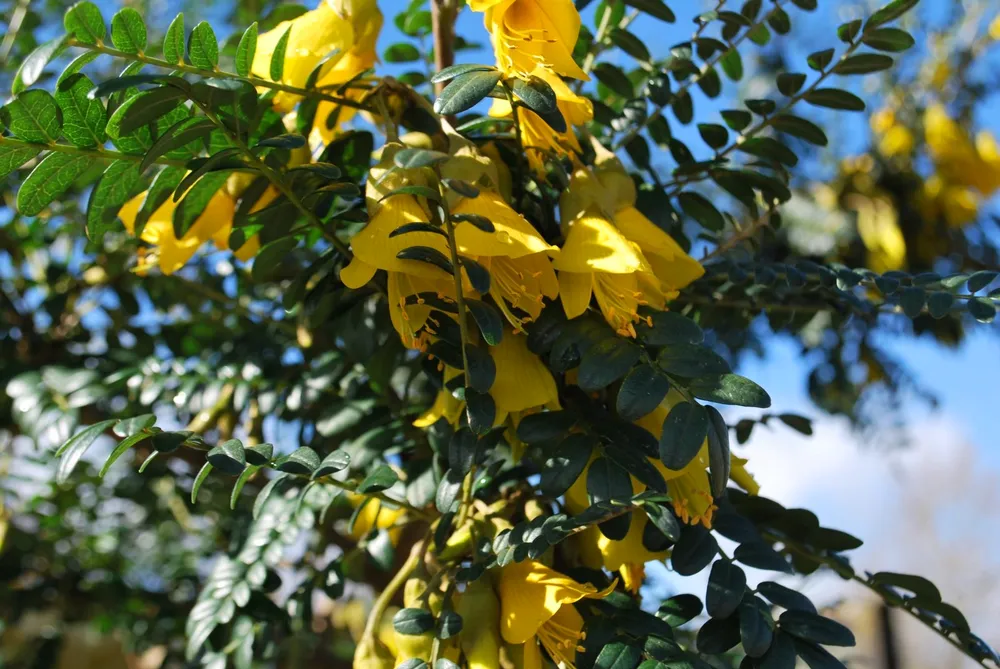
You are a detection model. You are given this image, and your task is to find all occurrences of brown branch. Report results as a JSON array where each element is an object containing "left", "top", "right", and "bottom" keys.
[{"left": 431, "top": 0, "right": 457, "bottom": 95}]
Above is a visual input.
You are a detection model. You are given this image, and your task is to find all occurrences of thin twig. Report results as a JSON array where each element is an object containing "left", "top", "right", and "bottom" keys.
[{"left": 0, "top": 136, "right": 187, "bottom": 168}]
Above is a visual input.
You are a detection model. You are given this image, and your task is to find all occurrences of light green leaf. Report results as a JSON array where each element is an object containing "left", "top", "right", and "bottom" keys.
[
  {"left": 17, "top": 152, "right": 91, "bottom": 216},
  {"left": 64, "top": 2, "right": 106, "bottom": 45},
  {"left": 163, "top": 13, "right": 185, "bottom": 64},
  {"left": 1, "top": 90, "right": 63, "bottom": 143},
  {"left": 0, "top": 144, "right": 41, "bottom": 180},
  {"left": 55, "top": 74, "right": 107, "bottom": 148},
  {"left": 14, "top": 35, "right": 70, "bottom": 94},
  {"left": 235, "top": 23, "right": 258, "bottom": 77},
  {"left": 187, "top": 21, "right": 219, "bottom": 70},
  {"left": 111, "top": 8, "right": 147, "bottom": 54},
  {"left": 270, "top": 27, "right": 292, "bottom": 81},
  {"left": 87, "top": 160, "right": 144, "bottom": 240}
]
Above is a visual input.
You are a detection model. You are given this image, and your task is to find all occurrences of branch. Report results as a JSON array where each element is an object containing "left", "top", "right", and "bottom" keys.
[
  {"left": 0, "top": 135, "right": 187, "bottom": 168},
  {"left": 431, "top": 0, "right": 457, "bottom": 95}
]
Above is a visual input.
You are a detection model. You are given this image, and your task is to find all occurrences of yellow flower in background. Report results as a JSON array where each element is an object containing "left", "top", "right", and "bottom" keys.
[
  {"left": 920, "top": 176, "right": 980, "bottom": 229},
  {"left": 490, "top": 66, "right": 594, "bottom": 173},
  {"left": 847, "top": 192, "right": 907, "bottom": 273},
  {"left": 118, "top": 183, "right": 264, "bottom": 275},
  {"left": 870, "top": 107, "right": 914, "bottom": 158},
  {"left": 553, "top": 209, "right": 661, "bottom": 337},
  {"left": 924, "top": 104, "right": 1000, "bottom": 196},
  {"left": 988, "top": 14, "right": 1000, "bottom": 40},
  {"left": 346, "top": 493, "right": 405, "bottom": 543},
  {"left": 498, "top": 559, "right": 615, "bottom": 668},
  {"left": 470, "top": 0, "right": 588, "bottom": 80}
]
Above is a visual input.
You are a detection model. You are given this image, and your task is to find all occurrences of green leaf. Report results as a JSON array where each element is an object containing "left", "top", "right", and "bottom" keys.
[
  {"left": 100, "top": 431, "right": 154, "bottom": 477},
  {"left": 394, "top": 608, "right": 434, "bottom": 636},
  {"left": 511, "top": 75, "right": 558, "bottom": 114},
  {"left": 697, "top": 616, "right": 741, "bottom": 654},
  {"left": 55, "top": 74, "right": 107, "bottom": 148},
  {"left": 677, "top": 192, "right": 725, "bottom": 231},
  {"left": 642, "top": 502, "right": 680, "bottom": 543},
  {"left": 741, "top": 596, "right": 775, "bottom": 657},
  {"left": 394, "top": 147, "right": 450, "bottom": 168},
  {"left": 465, "top": 389, "right": 496, "bottom": 435},
  {"left": 397, "top": 246, "right": 454, "bottom": 275},
  {"left": 433, "top": 70, "right": 503, "bottom": 116},
  {"left": 657, "top": 343, "right": 730, "bottom": 377},
  {"left": 804, "top": 88, "right": 866, "bottom": 111},
  {"left": 0, "top": 144, "right": 41, "bottom": 181},
  {"left": 383, "top": 43, "right": 421, "bottom": 63},
  {"left": 870, "top": 571, "right": 941, "bottom": 602},
  {"left": 516, "top": 410, "right": 576, "bottom": 444},
  {"left": 637, "top": 311, "right": 704, "bottom": 346},
  {"left": 17, "top": 153, "right": 91, "bottom": 216},
  {"left": 605, "top": 443, "right": 667, "bottom": 493},
  {"left": 111, "top": 8, "right": 147, "bottom": 54},
  {"left": 235, "top": 23, "right": 259, "bottom": 77},
  {"left": 806, "top": 48, "right": 835, "bottom": 71},
  {"left": 207, "top": 439, "right": 247, "bottom": 475},
  {"left": 586, "top": 457, "right": 633, "bottom": 539},
  {"left": 55, "top": 420, "right": 117, "bottom": 484},
  {"left": 595, "top": 641, "right": 643, "bottom": 669},
  {"left": 151, "top": 431, "right": 187, "bottom": 453},
  {"left": 698, "top": 123, "right": 729, "bottom": 149},
  {"left": 719, "top": 49, "right": 743, "bottom": 81},
  {"left": 777, "top": 413, "right": 813, "bottom": 435},
  {"left": 245, "top": 443, "right": 274, "bottom": 466},
  {"left": 832, "top": 54, "right": 894, "bottom": 75},
  {"left": 779, "top": 610, "right": 855, "bottom": 647},
  {"left": 770, "top": 114, "right": 828, "bottom": 146},
  {"left": 735, "top": 542, "right": 792, "bottom": 572},
  {"left": 359, "top": 465, "right": 399, "bottom": 493},
  {"left": 381, "top": 184, "right": 441, "bottom": 202},
  {"left": 14, "top": 35, "right": 70, "bottom": 95},
  {"left": 443, "top": 179, "right": 481, "bottom": 199},
  {"left": 578, "top": 337, "right": 641, "bottom": 392},
  {"left": 314, "top": 450, "right": 351, "bottom": 478},
  {"left": 466, "top": 299, "right": 504, "bottom": 346},
  {"left": 758, "top": 581, "right": 817, "bottom": 613},
  {"left": 672, "top": 525, "right": 719, "bottom": 576},
  {"left": 187, "top": 21, "right": 219, "bottom": 70},
  {"left": 657, "top": 594, "right": 702, "bottom": 627},
  {"left": 277, "top": 447, "right": 321, "bottom": 474},
  {"left": 659, "top": 401, "right": 709, "bottom": 470},
  {"left": 737, "top": 137, "right": 798, "bottom": 167},
  {"left": 64, "top": 2, "right": 106, "bottom": 45},
  {"left": 837, "top": 20, "right": 863, "bottom": 42},
  {"left": 163, "top": 13, "right": 185, "bottom": 64},
  {"left": 191, "top": 462, "right": 213, "bottom": 503},
  {"left": 776, "top": 72, "right": 807, "bottom": 96},
  {"left": 967, "top": 298, "right": 996, "bottom": 323},
  {"left": 690, "top": 374, "right": 771, "bottom": 408},
  {"left": 967, "top": 270, "right": 998, "bottom": 293},
  {"left": 862, "top": 27, "right": 915, "bottom": 51},
  {"left": 106, "top": 93, "right": 192, "bottom": 156},
  {"left": 230, "top": 465, "right": 262, "bottom": 509},
  {"left": 623, "top": 0, "right": 675, "bottom": 22},
  {"left": 270, "top": 27, "right": 292, "bottom": 81},
  {"left": 760, "top": 633, "right": 798, "bottom": 669},
  {"left": 430, "top": 64, "right": 496, "bottom": 84},
  {"left": 610, "top": 28, "right": 651, "bottom": 63},
  {"left": 1, "top": 90, "right": 62, "bottom": 143},
  {"left": 465, "top": 345, "right": 496, "bottom": 393},
  {"left": 706, "top": 406, "right": 730, "bottom": 498},
  {"left": 593, "top": 63, "right": 634, "bottom": 98},
  {"left": 140, "top": 117, "right": 214, "bottom": 173},
  {"left": 437, "top": 611, "right": 463, "bottom": 640},
  {"left": 617, "top": 365, "right": 671, "bottom": 421},
  {"left": 540, "top": 433, "right": 596, "bottom": 497},
  {"left": 866, "top": 0, "right": 919, "bottom": 29},
  {"left": 706, "top": 560, "right": 747, "bottom": 618},
  {"left": 86, "top": 159, "right": 144, "bottom": 240}
]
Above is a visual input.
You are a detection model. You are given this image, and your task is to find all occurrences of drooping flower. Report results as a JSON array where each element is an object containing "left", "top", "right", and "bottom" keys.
[
  {"left": 346, "top": 493, "right": 405, "bottom": 545},
  {"left": 455, "top": 577, "right": 503, "bottom": 669},
  {"left": 552, "top": 208, "right": 661, "bottom": 337},
  {"left": 469, "top": 0, "right": 588, "bottom": 80},
  {"left": 118, "top": 178, "right": 270, "bottom": 275},
  {"left": 498, "top": 559, "right": 615, "bottom": 668},
  {"left": 489, "top": 66, "right": 594, "bottom": 174}
]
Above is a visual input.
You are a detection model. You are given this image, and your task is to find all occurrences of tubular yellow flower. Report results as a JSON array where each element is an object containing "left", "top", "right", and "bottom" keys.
[
  {"left": 498, "top": 559, "right": 615, "bottom": 668},
  {"left": 118, "top": 185, "right": 262, "bottom": 275},
  {"left": 490, "top": 67, "right": 594, "bottom": 174},
  {"left": 552, "top": 209, "right": 662, "bottom": 337},
  {"left": 470, "top": 0, "right": 588, "bottom": 80}
]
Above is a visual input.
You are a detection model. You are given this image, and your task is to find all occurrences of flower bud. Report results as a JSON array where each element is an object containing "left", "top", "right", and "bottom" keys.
[{"left": 456, "top": 577, "right": 502, "bottom": 669}]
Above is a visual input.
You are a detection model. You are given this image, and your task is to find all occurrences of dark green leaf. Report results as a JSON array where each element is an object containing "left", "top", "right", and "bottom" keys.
[
  {"left": 804, "top": 88, "right": 866, "bottom": 111},
  {"left": 433, "top": 70, "right": 503, "bottom": 115},
  {"left": 776, "top": 72, "right": 807, "bottom": 96},
  {"left": 760, "top": 633, "right": 798, "bottom": 669},
  {"left": 741, "top": 596, "right": 775, "bottom": 657},
  {"left": 862, "top": 27, "right": 915, "bottom": 52},
  {"left": 358, "top": 465, "right": 399, "bottom": 493},
  {"left": 207, "top": 439, "right": 246, "bottom": 475},
  {"left": 770, "top": 114, "right": 828, "bottom": 146},
  {"left": 587, "top": 457, "right": 633, "bottom": 540},
  {"left": 578, "top": 337, "right": 641, "bottom": 392},
  {"left": 595, "top": 641, "right": 643, "bottom": 669},
  {"left": 637, "top": 311, "right": 704, "bottom": 346},
  {"left": 277, "top": 447, "right": 321, "bottom": 474},
  {"left": 866, "top": 0, "right": 919, "bottom": 29},
  {"left": 677, "top": 192, "right": 726, "bottom": 231},
  {"left": 734, "top": 542, "right": 792, "bottom": 572},
  {"left": 517, "top": 410, "right": 576, "bottom": 444},
  {"left": 779, "top": 610, "right": 856, "bottom": 646},
  {"left": 617, "top": 365, "right": 671, "bottom": 421},
  {"left": 696, "top": 615, "right": 741, "bottom": 653},
  {"left": 657, "top": 344, "right": 730, "bottom": 377},
  {"left": 394, "top": 147, "right": 449, "bottom": 168},
  {"left": 466, "top": 389, "right": 496, "bottom": 435},
  {"left": 100, "top": 431, "right": 153, "bottom": 477},
  {"left": 967, "top": 298, "right": 996, "bottom": 323},
  {"left": 383, "top": 43, "right": 421, "bottom": 63},
  {"left": 245, "top": 443, "right": 274, "bottom": 466},
  {"left": 393, "top": 608, "right": 435, "bottom": 636},
  {"left": 672, "top": 525, "right": 718, "bottom": 576},
  {"left": 55, "top": 420, "right": 117, "bottom": 484},
  {"left": 466, "top": 299, "right": 503, "bottom": 346},
  {"left": 462, "top": 257, "right": 492, "bottom": 294},
  {"left": 86, "top": 159, "right": 143, "bottom": 240},
  {"left": 14, "top": 35, "right": 70, "bottom": 95},
  {"left": 689, "top": 374, "right": 771, "bottom": 408},
  {"left": 437, "top": 610, "right": 463, "bottom": 640},
  {"left": 511, "top": 75, "right": 557, "bottom": 114},
  {"left": 806, "top": 48, "right": 835, "bottom": 71},
  {"left": 869, "top": 572, "right": 941, "bottom": 602},
  {"left": 430, "top": 64, "right": 496, "bottom": 84},
  {"left": 758, "top": 581, "right": 817, "bottom": 613},
  {"left": 832, "top": 54, "right": 894, "bottom": 75},
  {"left": 540, "top": 433, "right": 596, "bottom": 497},
  {"left": 623, "top": 0, "right": 675, "bottom": 22},
  {"left": 659, "top": 401, "right": 709, "bottom": 470},
  {"left": 593, "top": 63, "right": 635, "bottom": 98},
  {"left": 706, "top": 560, "right": 746, "bottom": 618}
]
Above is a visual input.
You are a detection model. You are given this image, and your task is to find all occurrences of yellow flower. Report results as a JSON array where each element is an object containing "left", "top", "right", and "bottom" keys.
[
  {"left": 552, "top": 208, "right": 661, "bottom": 337},
  {"left": 346, "top": 493, "right": 405, "bottom": 543},
  {"left": 252, "top": 1, "right": 357, "bottom": 112},
  {"left": 920, "top": 176, "right": 979, "bottom": 229},
  {"left": 847, "top": 192, "right": 907, "bottom": 273},
  {"left": 118, "top": 182, "right": 262, "bottom": 275},
  {"left": 490, "top": 66, "right": 594, "bottom": 174},
  {"left": 989, "top": 14, "right": 1000, "bottom": 41},
  {"left": 414, "top": 332, "right": 560, "bottom": 428},
  {"left": 564, "top": 453, "right": 669, "bottom": 594},
  {"left": 455, "top": 577, "right": 503, "bottom": 669},
  {"left": 470, "top": 0, "right": 588, "bottom": 80},
  {"left": 498, "top": 559, "right": 615, "bottom": 668},
  {"left": 924, "top": 104, "right": 1000, "bottom": 196}
]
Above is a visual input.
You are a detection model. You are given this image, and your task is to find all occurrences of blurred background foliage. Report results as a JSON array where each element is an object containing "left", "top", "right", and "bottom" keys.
[{"left": 0, "top": 0, "right": 998, "bottom": 668}]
